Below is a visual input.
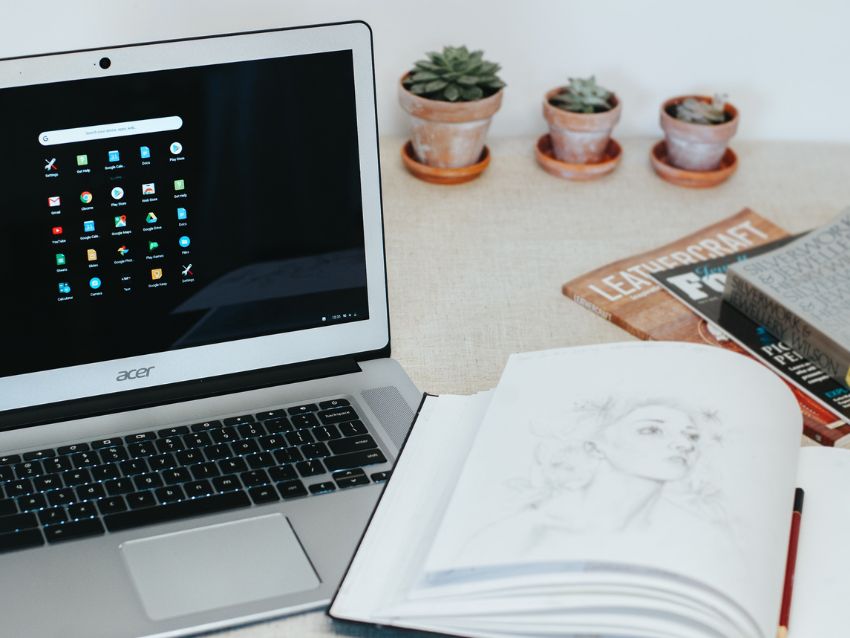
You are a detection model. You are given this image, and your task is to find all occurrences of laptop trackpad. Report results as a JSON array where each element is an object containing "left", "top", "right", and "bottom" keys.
[{"left": 120, "top": 514, "right": 320, "bottom": 621}]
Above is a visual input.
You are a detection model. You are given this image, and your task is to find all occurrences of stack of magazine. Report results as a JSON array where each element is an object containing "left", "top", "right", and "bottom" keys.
[{"left": 330, "top": 342, "right": 850, "bottom": 637}]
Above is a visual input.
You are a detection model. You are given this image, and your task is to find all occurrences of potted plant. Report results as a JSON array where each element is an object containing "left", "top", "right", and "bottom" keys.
[
  {"left": 399, "top": 46, "right": 505, "bottom": 184},
  {"left": 659, "top": 94, "right": 739, "bottom": 171},
  {"left": 536, "top": 76, "right": 622, "bottom": 180}
]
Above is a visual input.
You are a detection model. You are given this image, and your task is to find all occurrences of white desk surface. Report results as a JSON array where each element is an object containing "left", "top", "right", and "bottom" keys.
[{"left": 219, "top": 134, "right": 849, "bottom": 637}]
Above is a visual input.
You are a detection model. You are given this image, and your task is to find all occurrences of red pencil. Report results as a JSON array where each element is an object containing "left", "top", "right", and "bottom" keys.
[{"left": 777, "top": 487, "right": 804, "bottom": 638}]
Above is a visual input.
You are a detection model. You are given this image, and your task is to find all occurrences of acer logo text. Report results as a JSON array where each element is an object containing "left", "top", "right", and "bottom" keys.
[{"left": 116, "top": 367, "right": 155, "bottom": 382}]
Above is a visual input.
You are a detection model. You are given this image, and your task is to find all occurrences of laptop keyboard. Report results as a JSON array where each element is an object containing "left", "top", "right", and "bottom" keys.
[{"left": 0, "top": 398, "right": 392, "bottom": 554}]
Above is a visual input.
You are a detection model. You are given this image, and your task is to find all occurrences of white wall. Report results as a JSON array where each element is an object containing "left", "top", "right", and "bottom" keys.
[{"left": 3, "top": 0, "right": 849, "bottom": 141}]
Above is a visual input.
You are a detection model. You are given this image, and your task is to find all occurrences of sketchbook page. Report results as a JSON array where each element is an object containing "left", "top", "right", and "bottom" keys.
[
  {"left": 423, "top": 342, "right": 802, "bottom": 638},
  {"left": 789, "top": 447, "right": 850, "bottom": 637},
  {"left": 330, "top": 392, "right": 492, "bottom": 622}
]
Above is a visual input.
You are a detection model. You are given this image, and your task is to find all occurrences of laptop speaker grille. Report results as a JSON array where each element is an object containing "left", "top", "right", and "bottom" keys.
[{"left": 361, "top": 386, "right": 415, "bottom": 449}]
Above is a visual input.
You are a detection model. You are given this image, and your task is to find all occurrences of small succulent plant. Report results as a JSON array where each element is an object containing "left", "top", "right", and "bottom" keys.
[
  {"left": 674, "top": 94, "right": 729, "bottom": 124},
  {"left": 404, "top": 45, "right": 505, "bottom": 102},
  {"left": 550, "top": 76, "right": 614, "bottom": 114}
]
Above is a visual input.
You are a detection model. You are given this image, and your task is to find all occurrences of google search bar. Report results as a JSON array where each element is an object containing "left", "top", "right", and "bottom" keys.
[{"left": 38, "top": 115, "right": 183, "bottom": 146}]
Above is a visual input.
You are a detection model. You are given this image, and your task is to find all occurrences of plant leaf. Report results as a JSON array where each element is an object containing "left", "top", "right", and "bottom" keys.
[{"left": 444, "top": 84, "right": 460, "bottom": 101}]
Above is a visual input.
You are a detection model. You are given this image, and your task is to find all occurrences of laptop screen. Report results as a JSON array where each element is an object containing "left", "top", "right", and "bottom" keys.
[{"left": 0, "top": 49, "right": 369, "bottom": 379}]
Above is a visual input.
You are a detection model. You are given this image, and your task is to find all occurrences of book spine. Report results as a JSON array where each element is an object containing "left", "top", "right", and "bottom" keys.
[
  {"left": 724, "top": 270, "right": 850, "bottom": 390},
  {"left": 562, "top": 286, "right": 654, "bottom": 342}
]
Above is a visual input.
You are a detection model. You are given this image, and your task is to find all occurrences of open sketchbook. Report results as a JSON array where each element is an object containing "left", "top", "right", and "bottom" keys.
[{"left": 330, "top": 342, "right": 850, "bottom": 637}]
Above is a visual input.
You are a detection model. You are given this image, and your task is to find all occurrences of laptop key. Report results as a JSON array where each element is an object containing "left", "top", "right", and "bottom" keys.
[
  {"left": 236, "top": 423, "right": 266, "bottom": 439},
  {"left": 176, "top": 449, "right": 204, "bottom": 465},
  {"left": 155, "top": 486, "right": 185, "bottom": 504},
  {"left": 319, "top": 398, "right": 350, "bottom": 410},
  {"left": 47, "top": 488, "right": 76, "bottom": 507},
  {"left": 222, "top": 415, "right": 254, "bottom": 426},
  {"left": 189, "top": 462, "right": 220, "bottom": 480},
  {"left": 126, "top": 491, "right": 157, "bottom": 510},
  {"left": 300, "top": 443, "right": 330, "bottom": 459},
  {"left": 0, "top": 512, "right": 38, "bottom": 533},
  {"left": 67, "top": 501, "right": 98, "bottom": 520},
  {"left": 255, "top": 409, "right": 286, "bottom": 421},
  {"left": 245, "top": 452, "right": 276, "bottom": 469},
  {"left": 273, "top": 447, "right": 302, "bottom": 464},
  {"left": 335, "top": 474, "right": 370, "bottom": 489},
  {"left": 91, "top": 438, "right": 122, "bottom": 449},
  {"left": 133, "top": 474, "right": 163, "bottom": 491},
  {"left": 338, "top": 420, "right": 368, "bottom": 437},
  {"left": 119, "top": 459, "right": 149, "bottom": 476},
  {"left": 157, "top": 426, "right": 190, "bottom": 437},
  {"left": 124, "top": 432, "right": 156, "bottom": 444},
  {"left": 258, "top": 434, "right": 287, "bottom": 451},
  {"left": 57, "top": 443, "right": 89, "bottom": 456},
  {"left": 184, "top": 480, "right": 214, "bottom": 497},
  {"left": 99, "top": 446, "right": 129, "bottom": 463},
  {"left": 212, "top": 475, "right": 241, "bottom": 493},
  {"left": 128, "top": 442, "right": 157, "bottom": 458},
  {"left": 318, "top": 407, "right": 358, "bottom": 424},
  {"left": 240, "top": 470, "right": 270, "bottom": 487},
  {"left": 33, "top": 473, "right": 63, "bottom": 492},
  {"left": 162, "top": 468, "right": 192, "bottom": 485},
  {"left": 75, "top": 483, "right": 106, "bottom": 501},
  {"left": 0, "top": 466, "right": 13, "bottom": 482},
  {"left": 308, "top": 481, "right": 336, "bottom": 495},
  {"left": 329, "top": 435, "right": 378, "bottom": 455},
  {"left": 183, "top": 432, "right": 212, "bottom": 449},
  {"left": 295, "top": 460, "right": 325, "bottom": 477},
  {"left": 190, "top": 421, "right": 221, "bottom": 432},
  {"left": 71, "top": 451, "right": 101, "bottom": 468},
  {"left": 286, "top": 430, "right": 313, "bottom": 447},
  {"left": 371, "top": 471, "right": 392, "bottom": 483},
  {"left": 232, "top": 440, "right": 260, "bottom": 456},
  {"left": 37, "top": 507, "right": 67, "bottom": 526},
  {"left": 324, "top": 449, "right": 387, "bottom": 473},
  {"left": 218, "top": 457, "right": 248, "bottom": 474},
  {"left": 148, "top": 453, "right": 177, "bottom": 471},
  {"left": 331, "top": 469, "right": 365, "bottom": 480},
  {"left": 0, "top": 455, "right": 22, "bottom": 465},
  {"left": 44, "top": 518, "right": 104, "bottom": 544},
  {"left": 248, "top": 485, "right": 279, "bottom": 504},
  {"left": 42, "top": 457, "right": 73, "bottom": 473},
  {"left": 0, "top": 499, "right": 17, "bottom": 516},
  {"left": 263, "top": 417, "right": 293, "bottom": 433},
  {"left": 5, "top": 479, "right": 34, "bottom": 497},
  {"left": 288, "top": 404, "right": 318, "bottom": 416},
  {"left": 155, "top": 438, "right": 185, "bottom": 454},
  {"left": 16, "top": 494, "right": 44, "bottom": 512},
  {"left": 290, "top": 414, "right": 319, "bottom": 429},
  {"left": 204, "top": 444, "right": 232, "bottom": 461},
  {"left": 0, "top": 529, "right": 44, "bottom": 553},
  {"left": 97, "top": 496, "right": 127, "bottom": 515},
  {"left": 209, "top": 428, "right": 239, "bottom": 444},
  {"left": 312, "top": 425, "right": 342, "bottom": 442},
  {"left": 104, "top": 492, "right": 251, "bottom": 532},
  {"left": 14, "top": 461, "right": 44, "bottom": 479},
  {"left": 105, "top": 478, "right": 134, "bottom": 495},
  {"left": 23, "top": 448, "right": 56, "bottom": 461},
  {"left": 90, "top": 464, "right": 120, "bottom": 481},
  {"left": 277, "top": 480, "right": 308, "bottom": 500},
  {"left": 268, "top": 465, "right": 298, "bottom": 482}
]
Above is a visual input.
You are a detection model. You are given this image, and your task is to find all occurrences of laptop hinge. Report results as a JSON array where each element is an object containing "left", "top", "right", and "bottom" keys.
[{"left": 0, "top": 356, "right": 362, "bottom": 431}]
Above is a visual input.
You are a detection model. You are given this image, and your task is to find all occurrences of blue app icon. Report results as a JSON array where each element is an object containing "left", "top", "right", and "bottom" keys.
[
  {"left": 83, "top": 220, "right": 95, "bottom": 233},
  {"left": 108, "top": 150, "right": 120, "bottom": 162},
  {"left": 140, "top": 146, "right": 151, "bottom": 159},
  {"left": 176, "top": 207, "right": 187, "bottom": 220},
  {"left": 89, "top": 277, "right": 102, "bottom": 290},
  {"left": 58, "top": 282, "right": 71, "bottom": 294},
  {"left": 178, "top": 235, "right": 191, "bottom": 248}
]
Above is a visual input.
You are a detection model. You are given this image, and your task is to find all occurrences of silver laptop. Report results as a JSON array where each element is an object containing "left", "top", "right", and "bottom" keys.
[{"left": 0, "top": 22, "right": 421, "bottom": 637}]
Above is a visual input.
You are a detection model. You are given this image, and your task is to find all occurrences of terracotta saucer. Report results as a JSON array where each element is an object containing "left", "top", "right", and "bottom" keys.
[
  {"left": 535, "top": 134, "right": 622, "bottom": 181},
  {"left": 401, "top": 141, "right": 490, "bottom": 185},
  {"left": 650, "top": 140, "right": 737, "bottom": 188}
]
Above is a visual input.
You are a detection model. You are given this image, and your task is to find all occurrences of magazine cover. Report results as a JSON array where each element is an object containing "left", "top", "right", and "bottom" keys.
[
  {"left": 654, "top": 240, "right": 850, "bottom": 447},
  {"left": 562, "top": 208, "right": 848, "bottom": 445}
]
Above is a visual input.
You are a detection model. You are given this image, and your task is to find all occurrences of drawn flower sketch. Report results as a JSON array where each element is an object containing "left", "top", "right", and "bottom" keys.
[{"left": 459, "top": 397, "right": 727, "bottom": 560}]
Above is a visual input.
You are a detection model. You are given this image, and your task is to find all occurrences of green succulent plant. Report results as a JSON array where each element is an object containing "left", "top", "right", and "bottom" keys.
[
  {"left": 674, "top": 94, "right": 729, "bottom": 124},
  {"left": 550, "top": 76, "right": 614, "bottom": 114},
  {"left": 404, "top": 45, "right": 505, "bottom": 102}
]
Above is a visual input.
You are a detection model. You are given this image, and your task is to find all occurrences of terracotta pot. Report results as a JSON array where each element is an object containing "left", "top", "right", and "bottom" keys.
[
  {"left": 543, "top": 88, "right": 622, "bottom": 164},
  {"left": 660, "top": 96, "right": 739, "bottom": 171},
  {"left": 398, "top": 75, "right": 503, "bottom": 169}
]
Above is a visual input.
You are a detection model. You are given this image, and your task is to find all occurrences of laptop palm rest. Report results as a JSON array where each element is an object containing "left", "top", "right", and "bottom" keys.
[{"left": 120, "top": 514, "right": 320, "bottom": 621}]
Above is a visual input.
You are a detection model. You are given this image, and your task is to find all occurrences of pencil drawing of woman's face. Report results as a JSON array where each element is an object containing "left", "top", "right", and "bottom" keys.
[{"left": 594, "top": 405, "right": 701, "bottom": 481}]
